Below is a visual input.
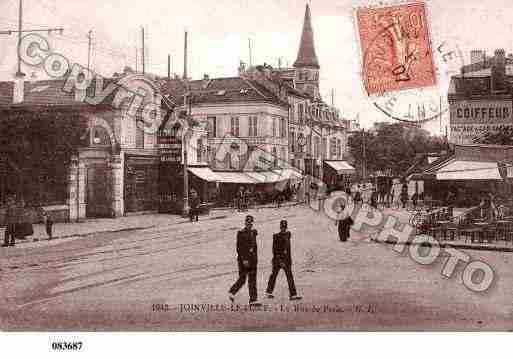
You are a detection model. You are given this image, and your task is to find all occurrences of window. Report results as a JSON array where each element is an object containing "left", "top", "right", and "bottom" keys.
[
  {"left": 298, "top": 103, "right": 304, "bottom": 124},
  {"left": 322, "top": 138, "right": 327, "bottom": 159},
  {"left": 272, "top": 118, "right": 277, "bottom": 137},
  {"left": 272, "top": 147, "right": 278, "bottom": 167},
  {"left": 280, "top": 147, "right": 286, "bottom": 163},
  {"left": 197, "top": 138, "right": 203, "bottom": 163},
  {"left": 91, "top": 126, "right": 111, "bottom": 147},
  {"left": 280, "top": 117, "right": 286, "bottom": 138},
  {"left": 249, "top": 116, "right": 258, "bottom": 137},
  {"left": 330, "top": 138, "right": 337, "bottom": 159},
  {"left": 314, "top": 136, "right": 320, "bottom": 158},
  {"left": 136, "top": 112, "right": 144, "bottom": 148},
  {"left": 337, "top": 139, "right": 342, "bottom": 158},
  {"left": 290, "top": 130, "right": 295, "bottom": 152},
  {"left": 230, "top": 117, "right": 239, "bottom": 137},
  {"left": 207, "top": 116, "right": 217, "bottom": 137}
]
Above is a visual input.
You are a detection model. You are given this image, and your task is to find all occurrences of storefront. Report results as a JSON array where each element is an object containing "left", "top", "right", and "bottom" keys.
[
  {"left": 323, "top": 160, "right": 355, "bottom": 189},
  {"left": 124, "top": 155, "right": 160, "bottom": 213}
]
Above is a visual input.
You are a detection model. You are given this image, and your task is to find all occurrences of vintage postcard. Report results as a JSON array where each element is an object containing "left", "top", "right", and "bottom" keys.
[{"left": 0, "top": 0, "right": 513, "bottom": 342}]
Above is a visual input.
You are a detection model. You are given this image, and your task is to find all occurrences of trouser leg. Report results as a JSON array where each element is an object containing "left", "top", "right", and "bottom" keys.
[
  {"left": 266, "top": 265, "right": 280, "bottom": 294},
  {"left": 3, "top": 226, "right": 9, "bottom": 246},
  {"left": 247, "top": 268, "right": 257, "bottom": 302},
  {"left": 284, "top": 265, "right": 297, "bottom": 297},
  {"left": 229, "top": 265, "right": 248, "bottom": 295},
  {"left": 8, "top": 224, "right": 15, "bottom": 245}
]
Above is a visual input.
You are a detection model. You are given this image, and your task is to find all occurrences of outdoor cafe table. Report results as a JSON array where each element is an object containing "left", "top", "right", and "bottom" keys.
[
  {"left": 435, "top": 220, "right": 452, "bottom": 241},
  {"left": 496, "top": 220, "right": 512, "bottom": 242}
]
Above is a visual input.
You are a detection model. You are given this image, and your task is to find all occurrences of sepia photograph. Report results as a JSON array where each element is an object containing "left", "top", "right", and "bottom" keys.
[{"left": 0, "top": 0, "right": 512, "bottom": 349}]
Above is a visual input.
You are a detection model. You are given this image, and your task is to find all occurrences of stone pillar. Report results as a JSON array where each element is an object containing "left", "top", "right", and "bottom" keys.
[
  {"left": 111, "top": 155, "right": 124, "bottom": 217},
  {"left": 68, "top": 159, "right": 79, "bottom": 222},
  {"left": 68, "top": 157, "right": 86, "bottom": 221},
  {"left": 77, "top": 161, "right": 87, "bottom": 220}
]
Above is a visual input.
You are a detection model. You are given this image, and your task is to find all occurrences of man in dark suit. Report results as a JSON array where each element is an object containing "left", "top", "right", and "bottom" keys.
[
  {"left": 229, "top": 215, "right": 260, "bottom": 305},
  {"left": 338, "top": 204, "right": 354, "bottom": 242},
  {"left": 265, "top": 220, "right": 302, "bottom": 301}
]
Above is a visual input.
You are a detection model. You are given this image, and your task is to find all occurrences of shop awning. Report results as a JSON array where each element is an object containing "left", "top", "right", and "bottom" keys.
[
  {"left": 188, "top": 167, "right": 303, "bottom": 184},
  {"left": 188, "top": 167, "right": 221, "bottom": 182},
  {"left": 435, "top": 160, "right": 513, "bottom": 180},
  {"left": 324, "top": 161, "right": 355, "bottom": 175}
]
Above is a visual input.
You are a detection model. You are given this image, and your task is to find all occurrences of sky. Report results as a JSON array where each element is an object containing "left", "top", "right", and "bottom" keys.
[{"left": 1, "top": 0, "right": 513, "bottom": 133}]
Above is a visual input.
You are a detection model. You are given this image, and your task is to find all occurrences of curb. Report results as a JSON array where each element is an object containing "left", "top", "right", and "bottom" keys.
[{"left": 371, "top": 237, "right": 513, "bottom": 253}]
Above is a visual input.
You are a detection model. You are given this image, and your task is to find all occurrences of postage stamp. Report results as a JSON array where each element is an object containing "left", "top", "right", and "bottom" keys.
[{"left": 356, "top": 2, "right": 437, "bottom": 95}]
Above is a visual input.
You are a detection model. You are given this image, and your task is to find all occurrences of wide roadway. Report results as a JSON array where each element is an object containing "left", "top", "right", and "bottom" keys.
[{"left": 0, "top": 203, "right": 511, "bottom": 330}]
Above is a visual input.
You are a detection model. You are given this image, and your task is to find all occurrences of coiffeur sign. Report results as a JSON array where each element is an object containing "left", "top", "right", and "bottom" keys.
[{"left": 450, "top": 99, "right": 513, "bottom": 144}]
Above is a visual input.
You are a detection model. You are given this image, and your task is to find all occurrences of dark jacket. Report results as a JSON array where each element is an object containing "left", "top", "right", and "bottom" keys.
[
  {"left": 236, "top": 228, "right": 258, "bottom": 267},
  {"left": 190, "top": 196, "right": 200, "bottom": 209},
  {"left": 5, "top": 201, "right": 17, "bottom": 225},
  {"left": 338, "top": 216, "right": 354, "bottom": 237},
  {"left": 272, "top": 231, "right": 292, "bottom": 266}
]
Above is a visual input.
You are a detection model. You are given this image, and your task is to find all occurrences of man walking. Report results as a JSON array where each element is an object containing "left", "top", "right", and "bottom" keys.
[
  {"left": 229, "top": 215, "right": 260, "bottom": 306},
  {"left": 265, "top": 220, "right": 302, "bottom": 301},
  {"left": 189, "top": 190, "right": 200, "bottom": 222},
  {"left": 337, "top": 204, "right": 354, "bottom": 242}
]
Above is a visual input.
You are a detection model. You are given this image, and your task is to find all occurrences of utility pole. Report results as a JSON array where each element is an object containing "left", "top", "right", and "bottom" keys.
[
  {"left": 167, "top": 54, "right": 171, "bottom": 79},
  {"left": 87, "top": 30, "right": 93, "bottom": 71},
  {"left": 362, "top": 128, "right": 367, "bottom": 180},
  {"left": 16, "top": 0, "right": 24, "bottom": 77},
  {"left": 0, "top": 0, "right": 63, "bottom": 78},
  {"left": 248, "top": 38, "right": 253, "bottom": 67},
  {"left": 182, "top": 30, "right": 190, "bottom": 217},
  {"left": 135, "top": 48, "right": 138, "bottom": 72},
  {"left": 141, "top": 26, "right": 145, "bottom": 75}
]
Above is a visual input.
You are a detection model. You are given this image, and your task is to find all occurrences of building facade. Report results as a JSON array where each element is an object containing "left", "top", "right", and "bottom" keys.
[{"left": 449, "top": 49, "right": 513, "bottom": 145}]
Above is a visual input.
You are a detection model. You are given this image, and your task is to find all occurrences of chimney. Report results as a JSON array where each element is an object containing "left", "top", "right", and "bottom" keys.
[
  {"left": 13, "top": 78, "right": 24, "bottom": 104},
  {"left": 238, "top": 61, "right": 246, "bottom": 76},
  {"left": 492, "top": 49, "right": 506, "bottom": 92},
  {"left": 470, "top": 50, "right": 484, "bottom": 65}
]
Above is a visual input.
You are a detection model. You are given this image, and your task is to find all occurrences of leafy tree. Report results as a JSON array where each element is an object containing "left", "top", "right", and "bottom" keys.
[{"left": 348, "top": 122, "right": 445, "bottom": 179}]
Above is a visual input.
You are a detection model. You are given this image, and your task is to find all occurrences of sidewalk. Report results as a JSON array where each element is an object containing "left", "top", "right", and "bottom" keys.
[{"left": 1, "top": 201, "right": 302, "bottom": 249}]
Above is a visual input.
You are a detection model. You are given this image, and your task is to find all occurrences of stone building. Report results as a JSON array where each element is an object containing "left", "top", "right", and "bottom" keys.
[{"left": 0, "top": 71, "right": 178, "bottom": 222}]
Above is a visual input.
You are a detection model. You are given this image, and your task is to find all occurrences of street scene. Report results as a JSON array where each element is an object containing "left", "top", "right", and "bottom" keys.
[{"left": 1, "top": 0, "right": 513, "bottom": 333}]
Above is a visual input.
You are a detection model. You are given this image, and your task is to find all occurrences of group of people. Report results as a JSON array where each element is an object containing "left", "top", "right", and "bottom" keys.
[
  {"left": 228, "top": 215, "right": 302, "bottom": 305},
  {"left": 2, "top": 195, "right": 53, "bottom": 247},
  {"left": 228, "top": 209, "right": 357, "bottom": 305}
]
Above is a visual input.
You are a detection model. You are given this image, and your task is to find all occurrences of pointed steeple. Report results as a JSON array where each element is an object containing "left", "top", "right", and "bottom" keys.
[{"left": 293, "top": 4, "right": 320, "bottom": 69}]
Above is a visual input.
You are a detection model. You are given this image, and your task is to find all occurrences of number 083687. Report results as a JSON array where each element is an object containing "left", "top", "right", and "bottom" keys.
[{"left": 51, "top": 342, "right": 83, "bottom": 351}]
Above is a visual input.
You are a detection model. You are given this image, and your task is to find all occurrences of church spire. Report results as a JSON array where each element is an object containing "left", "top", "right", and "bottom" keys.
[{"left": 293, "top": 4, "right": 320, "bottom": 69}]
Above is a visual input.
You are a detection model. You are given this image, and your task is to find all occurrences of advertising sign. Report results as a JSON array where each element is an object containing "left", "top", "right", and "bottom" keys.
[{"left": 450, "top": 99, "right": 513, "bottom": 144}]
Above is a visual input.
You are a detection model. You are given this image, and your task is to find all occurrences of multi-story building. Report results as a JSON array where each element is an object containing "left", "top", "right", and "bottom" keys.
[{"left": 449, "top": 49, "right": 513, "bottom": 145}]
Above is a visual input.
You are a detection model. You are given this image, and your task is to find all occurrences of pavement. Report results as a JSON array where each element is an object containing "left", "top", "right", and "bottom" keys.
[
  {"left": 1, "top": 201, "right": 302, "bottom": 250},
  {"left": 1, "top": 198, "right": 512, "bottom": 331}
]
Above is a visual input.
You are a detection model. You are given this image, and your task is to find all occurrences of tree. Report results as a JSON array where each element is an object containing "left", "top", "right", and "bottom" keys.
[{"left": 348, "top": 122, "right": 445, "bottom": 179}]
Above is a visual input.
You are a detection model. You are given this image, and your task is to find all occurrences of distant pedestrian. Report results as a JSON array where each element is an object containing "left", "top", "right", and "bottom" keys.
[
  {"left": 400, "top": 184, "right": 409, "bottom": 209},
  {"left": 229, "top": 215, "right": 260, "bottom": 306},
  {"left": 40, "top": 207, "right": 53, "bottom": 240},
  {"left": 353, "top": 185, "right": 362, "bottom": 205},
  {"left": 189, "top": 190, "right": 200, "bottom": 222},
  {"left": 265, "top": 220, "right": 302, "bottom": 301},
  {"left": 370, "top": 190, "right": 378, "bottom": 210},
  {"left": 337, "top": 204, "right": 354, "bottom": 242},
  {"left": 412, "top": 192, "right": 419, "bottom": 209},
  {"left": 3, "top": 196, "right": 16, "bottom": 247}
]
